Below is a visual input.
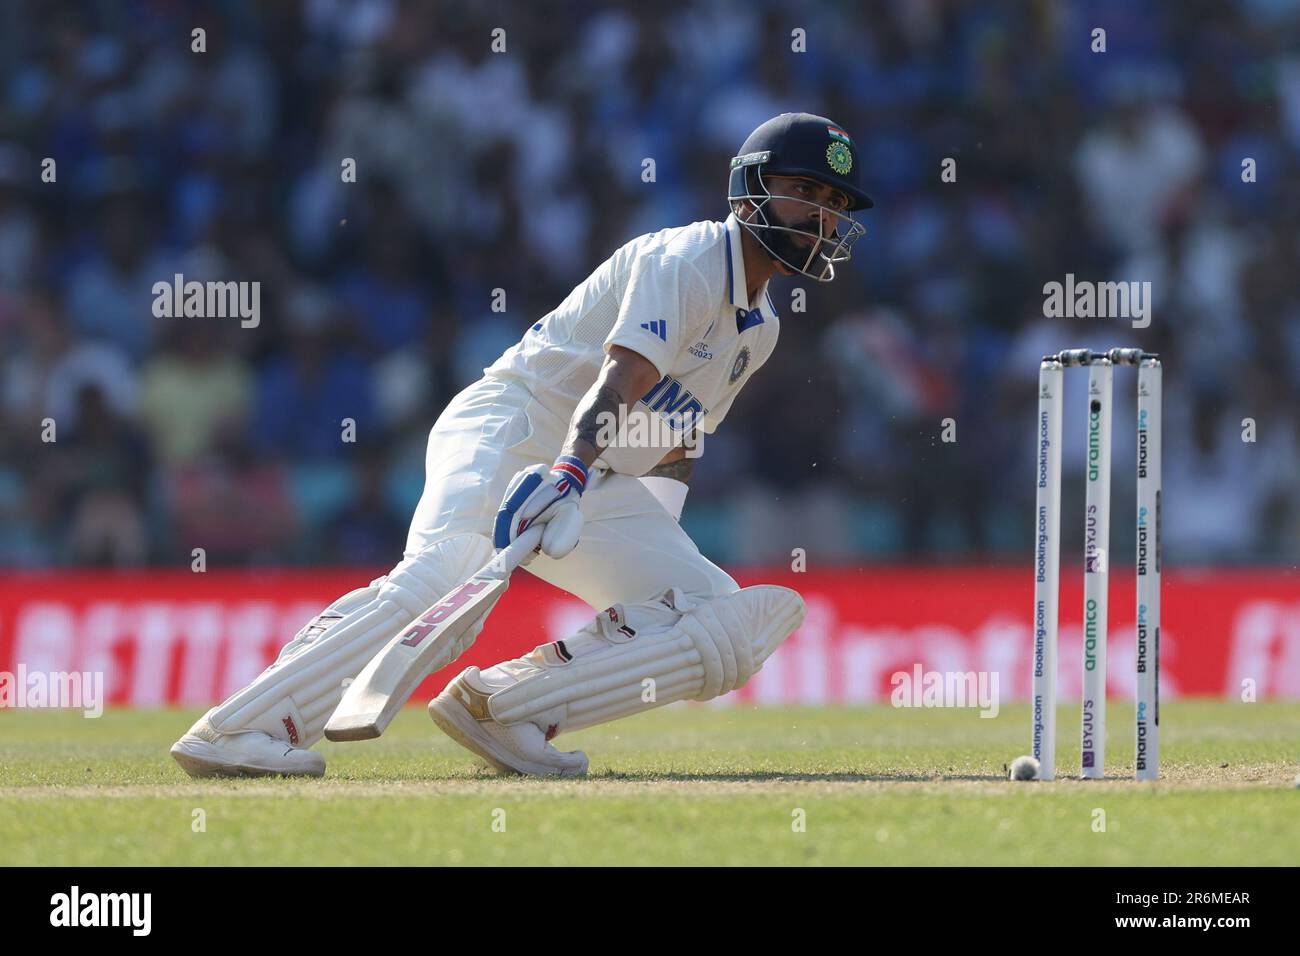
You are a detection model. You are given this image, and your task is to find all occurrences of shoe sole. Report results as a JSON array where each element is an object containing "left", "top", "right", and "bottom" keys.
[
  {"left": 427, "top": 694, "right": 585, "bottom": 778},
  {"left": 170, "top": 737, "right": 325, "bottom": 779}
]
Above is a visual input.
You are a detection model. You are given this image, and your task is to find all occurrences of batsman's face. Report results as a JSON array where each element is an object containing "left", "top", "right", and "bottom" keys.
[
  {"left": 763, "top": 175, "right": 851, "bottom": 243},
  {"left": 751, "top": 175, "right": 856, "bottom": 277}
]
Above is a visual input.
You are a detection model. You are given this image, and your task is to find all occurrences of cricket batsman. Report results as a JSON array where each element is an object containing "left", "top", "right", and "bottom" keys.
[{"left": 171, "top": 112, "right": 872, "bottom": 778}]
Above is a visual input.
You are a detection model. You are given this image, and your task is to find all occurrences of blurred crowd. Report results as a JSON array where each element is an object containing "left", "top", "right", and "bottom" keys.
[{"left": 1, "top": 0, "right": 1298, "bottom": 569}]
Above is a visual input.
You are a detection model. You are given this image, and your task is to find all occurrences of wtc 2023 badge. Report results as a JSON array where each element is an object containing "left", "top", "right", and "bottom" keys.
[{"left": 730, "top": 346, "right": 750, "bottom": 383}]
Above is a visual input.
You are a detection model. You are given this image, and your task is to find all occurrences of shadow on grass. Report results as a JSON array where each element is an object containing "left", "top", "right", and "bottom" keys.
[{"left": 586, "top": 770, "right": 1008, "bottom": 783}]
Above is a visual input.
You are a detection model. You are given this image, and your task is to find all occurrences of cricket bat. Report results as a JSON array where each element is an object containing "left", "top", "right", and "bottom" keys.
[{"left": 324, "top": 524, "right": 545, "bottom": 741}]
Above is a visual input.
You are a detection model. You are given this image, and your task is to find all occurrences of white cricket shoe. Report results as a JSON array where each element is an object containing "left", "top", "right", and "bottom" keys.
[
  {"left": 170, "top": 710, "right": 325, "bottom": 778},
  {"left": 428, "top": 667, "right": 588, "bottom": 777}
]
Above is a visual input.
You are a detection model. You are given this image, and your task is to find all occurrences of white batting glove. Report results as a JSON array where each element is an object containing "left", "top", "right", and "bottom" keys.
[{"left": 493, "top": 455, "right": 588, "bottom": 559}]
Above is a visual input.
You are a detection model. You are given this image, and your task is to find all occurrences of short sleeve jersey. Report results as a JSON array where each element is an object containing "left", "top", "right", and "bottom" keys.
[{"left": 482, "top": 213, "right": 780, "bottom": 475}]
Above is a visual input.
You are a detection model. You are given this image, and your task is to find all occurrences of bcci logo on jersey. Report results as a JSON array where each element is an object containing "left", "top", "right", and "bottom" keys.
[{"left": 730, "top": 347, "right": 750, "bottom": 383}]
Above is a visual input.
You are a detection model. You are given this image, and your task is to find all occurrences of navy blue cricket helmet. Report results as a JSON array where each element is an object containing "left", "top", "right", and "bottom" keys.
[{"left": 728, "top": 112, "right": 871, "bottom": 281}]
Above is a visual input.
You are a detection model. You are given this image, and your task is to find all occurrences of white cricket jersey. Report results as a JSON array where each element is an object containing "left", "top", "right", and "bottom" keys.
[{"left": 480, "top": 212, "right": 780, "bottom": 476}]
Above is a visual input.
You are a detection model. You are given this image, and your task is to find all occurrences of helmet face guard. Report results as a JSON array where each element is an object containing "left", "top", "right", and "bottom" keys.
[{"left": 727, "top": 155, "right": 866, "bottom": 283}]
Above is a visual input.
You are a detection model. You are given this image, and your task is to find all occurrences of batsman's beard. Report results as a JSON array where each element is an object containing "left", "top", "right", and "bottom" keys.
[{"left": 764, "top": 223, "right": 827, "bottom": 275}]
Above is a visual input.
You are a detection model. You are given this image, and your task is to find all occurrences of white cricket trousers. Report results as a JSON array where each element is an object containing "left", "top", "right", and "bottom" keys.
[{"left": 404, "top": 375, "right": 737, "bottom": 610}]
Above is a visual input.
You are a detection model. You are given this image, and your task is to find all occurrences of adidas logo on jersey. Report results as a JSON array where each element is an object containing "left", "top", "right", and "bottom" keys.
[{"left": 639, "top": 319, "right": 667, "bottom": 341}]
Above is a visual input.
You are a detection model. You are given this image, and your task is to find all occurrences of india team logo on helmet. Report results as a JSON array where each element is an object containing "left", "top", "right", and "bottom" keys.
[
  {"left": 826, "top": 142, "right": 852, "bottom": 175},
  {"left": 826, "top": 125, "right": 853, "bottom": 174}
]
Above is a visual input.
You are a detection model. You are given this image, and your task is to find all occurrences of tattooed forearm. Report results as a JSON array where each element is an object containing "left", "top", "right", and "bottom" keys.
[
  {"left": 645, "top": 456, "right": 694, "bottom": 485},
  {"left": 561, "top": 347, "right": 665, "bottom": 468},
  {"left": 564, "top": 384, "right": 625, "bottom": 460}
]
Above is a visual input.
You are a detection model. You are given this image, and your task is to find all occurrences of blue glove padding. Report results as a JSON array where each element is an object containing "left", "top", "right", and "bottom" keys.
[{"left": 493, "top": 457, "right": 588, "bottom": 559}]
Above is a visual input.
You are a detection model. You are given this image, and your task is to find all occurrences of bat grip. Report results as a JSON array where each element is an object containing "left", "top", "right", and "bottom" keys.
[{"left": 496, "top": 522, "right": 546, "bottom": 574}]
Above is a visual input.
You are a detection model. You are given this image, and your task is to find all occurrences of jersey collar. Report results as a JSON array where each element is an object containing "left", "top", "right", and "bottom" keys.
[{"left": 724, "top": 213, "right": 779, "bottom": 325}]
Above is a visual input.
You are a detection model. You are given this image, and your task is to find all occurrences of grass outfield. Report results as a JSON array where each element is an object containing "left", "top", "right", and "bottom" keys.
[{"left": 1, "top": 700, "right": 1296, "bottom": 865}]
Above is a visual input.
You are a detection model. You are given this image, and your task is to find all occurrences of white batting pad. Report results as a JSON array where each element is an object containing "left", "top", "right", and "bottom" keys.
[
  {"left": 205, "top": 534, "right": 493, "bottom": 747},
  {"left": 483, "top": 584, "right": 805, "bottom": 734}
]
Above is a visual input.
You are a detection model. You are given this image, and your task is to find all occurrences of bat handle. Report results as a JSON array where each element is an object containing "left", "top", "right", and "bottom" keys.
[{"left": 495, "top": 523, "right": 546, "bottom": 575}]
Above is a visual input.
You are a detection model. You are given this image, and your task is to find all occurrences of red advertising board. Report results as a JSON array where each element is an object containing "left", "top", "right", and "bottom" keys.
[{"left": 1, "top": 566, "right": 1297, "bottom": 708}]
